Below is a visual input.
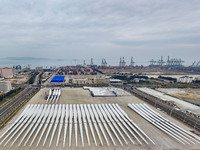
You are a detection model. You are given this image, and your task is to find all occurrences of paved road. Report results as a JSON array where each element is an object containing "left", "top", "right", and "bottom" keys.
[
  {"left": 33, "top": 72, "right": 42, "bottom": 85},
  {"left": 0, "top": 88, "right": 36, "bottom": 126}
]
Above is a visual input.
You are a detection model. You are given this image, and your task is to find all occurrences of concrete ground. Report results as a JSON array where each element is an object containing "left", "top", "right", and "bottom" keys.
[{"left": 0, "top": 87, "right": 200, "bottom": 150}]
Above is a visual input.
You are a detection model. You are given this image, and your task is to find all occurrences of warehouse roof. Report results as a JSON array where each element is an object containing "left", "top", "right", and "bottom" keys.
[{"left": 51, "top": 76, "right": 65, "bottom": 82}]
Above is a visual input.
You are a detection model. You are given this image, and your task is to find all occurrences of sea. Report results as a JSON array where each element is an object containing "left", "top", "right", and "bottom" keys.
[{"left": 0, "top": 59, "right": 74, "bottom": 69}]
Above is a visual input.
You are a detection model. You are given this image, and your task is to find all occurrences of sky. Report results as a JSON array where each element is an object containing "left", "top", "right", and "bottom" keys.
[{"left": 0, "top": 0, "right": 200, "bottom": 66}]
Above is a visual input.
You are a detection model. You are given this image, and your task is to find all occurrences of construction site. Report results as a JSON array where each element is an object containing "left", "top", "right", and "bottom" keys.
[{"left": 0, "top": 87, "right": 200, "bottom": 150}]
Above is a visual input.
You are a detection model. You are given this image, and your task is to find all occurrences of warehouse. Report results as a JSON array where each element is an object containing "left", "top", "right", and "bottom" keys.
[{"left": 51, "top": 76, "right": 65, "bottom": 82}]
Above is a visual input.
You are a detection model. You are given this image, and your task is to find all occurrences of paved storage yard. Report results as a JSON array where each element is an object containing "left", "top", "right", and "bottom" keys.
[{"left": 0, "top": 88, "right": 200, "bottom": 150}]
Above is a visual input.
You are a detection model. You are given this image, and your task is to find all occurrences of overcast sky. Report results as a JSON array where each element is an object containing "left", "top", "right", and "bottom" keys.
[{"left": 0, "top": 0, "right": 200, "bottom": 65}]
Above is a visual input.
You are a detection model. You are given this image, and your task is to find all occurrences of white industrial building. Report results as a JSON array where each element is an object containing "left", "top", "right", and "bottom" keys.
[{"left": 0, "top": 81, "right": 12, "bottom": 93}]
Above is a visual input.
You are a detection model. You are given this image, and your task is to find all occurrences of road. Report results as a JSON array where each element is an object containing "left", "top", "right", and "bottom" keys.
[
  {"left": 33, "top": 72, "right": 42, "bottom": 85},
  {"left": 0, "top": 88, "right": 37, "bottom": 127}
]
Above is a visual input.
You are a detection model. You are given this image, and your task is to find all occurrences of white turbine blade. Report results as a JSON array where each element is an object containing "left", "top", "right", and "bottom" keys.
[
  {"left": 46, "top": 89, "right": 52, "bottom": 103},
  {"left": 63, "top": 104, "right": 69, "bottom": 148},
  {"left": 0, "top": 104, "right": 31, "bottom": 140},
  {"left": 84, "top": 104, "right": 97, "bottom": 146},
  {"left": 73, "top": 104, "right": 78, "bottom": 147},
  {"left": 108, "top": 104, "right": 139, "bottom": 145},
  {"left": 87, "top": 104, "right": 103, "bottom": 146},
  {"left": 98, "top": 104, "right": 124, "bottom": 147},
  {"left": 91, "top": 104, "right": 109, "bottom": 146},
  {"left": 128, "top": 104, "right": 186, "bottom": 145},
  {"left": 18, "top": 105, "right": 44, "bottom": 147},
  {"left": 36, "top": 105, "right": 55, "bottom": 147},
  {"left": 103, "top": 104, "right": 130, "bottom": 145},
  {"left": 77, "top": 104, "right": 84, "bottom": 147},
  {"left": 80, "top": 104, "right": 90, "bottom": 146},
  {"left": 56, "top": 104, "right": 65, "bottom": 147},
  {"left": 10, "top": 105, "right": 42, "bottom": 146},
  {"left": 115, "top": 104, "right": 155, "bottom": 145},
  {"left": 69, "top": 104, "right": 73, "bottom": 147},
  {"left": 55, "top": 89, "right": 61, "bottom": 104},
  {"left": 30, "top": 105, "right": 51, "bottom": 147},
  {"left": 0, "top": 105, "right": 34, "bottom": 145},
  {"left": 95, "top": 104, "right": 116, "bottom": 146},
  {"left": 49, "top": 104, "right": 61, "bottom": 147},
  {"left": 43, "top": 104, "right": 58, "bottom": 147}
]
